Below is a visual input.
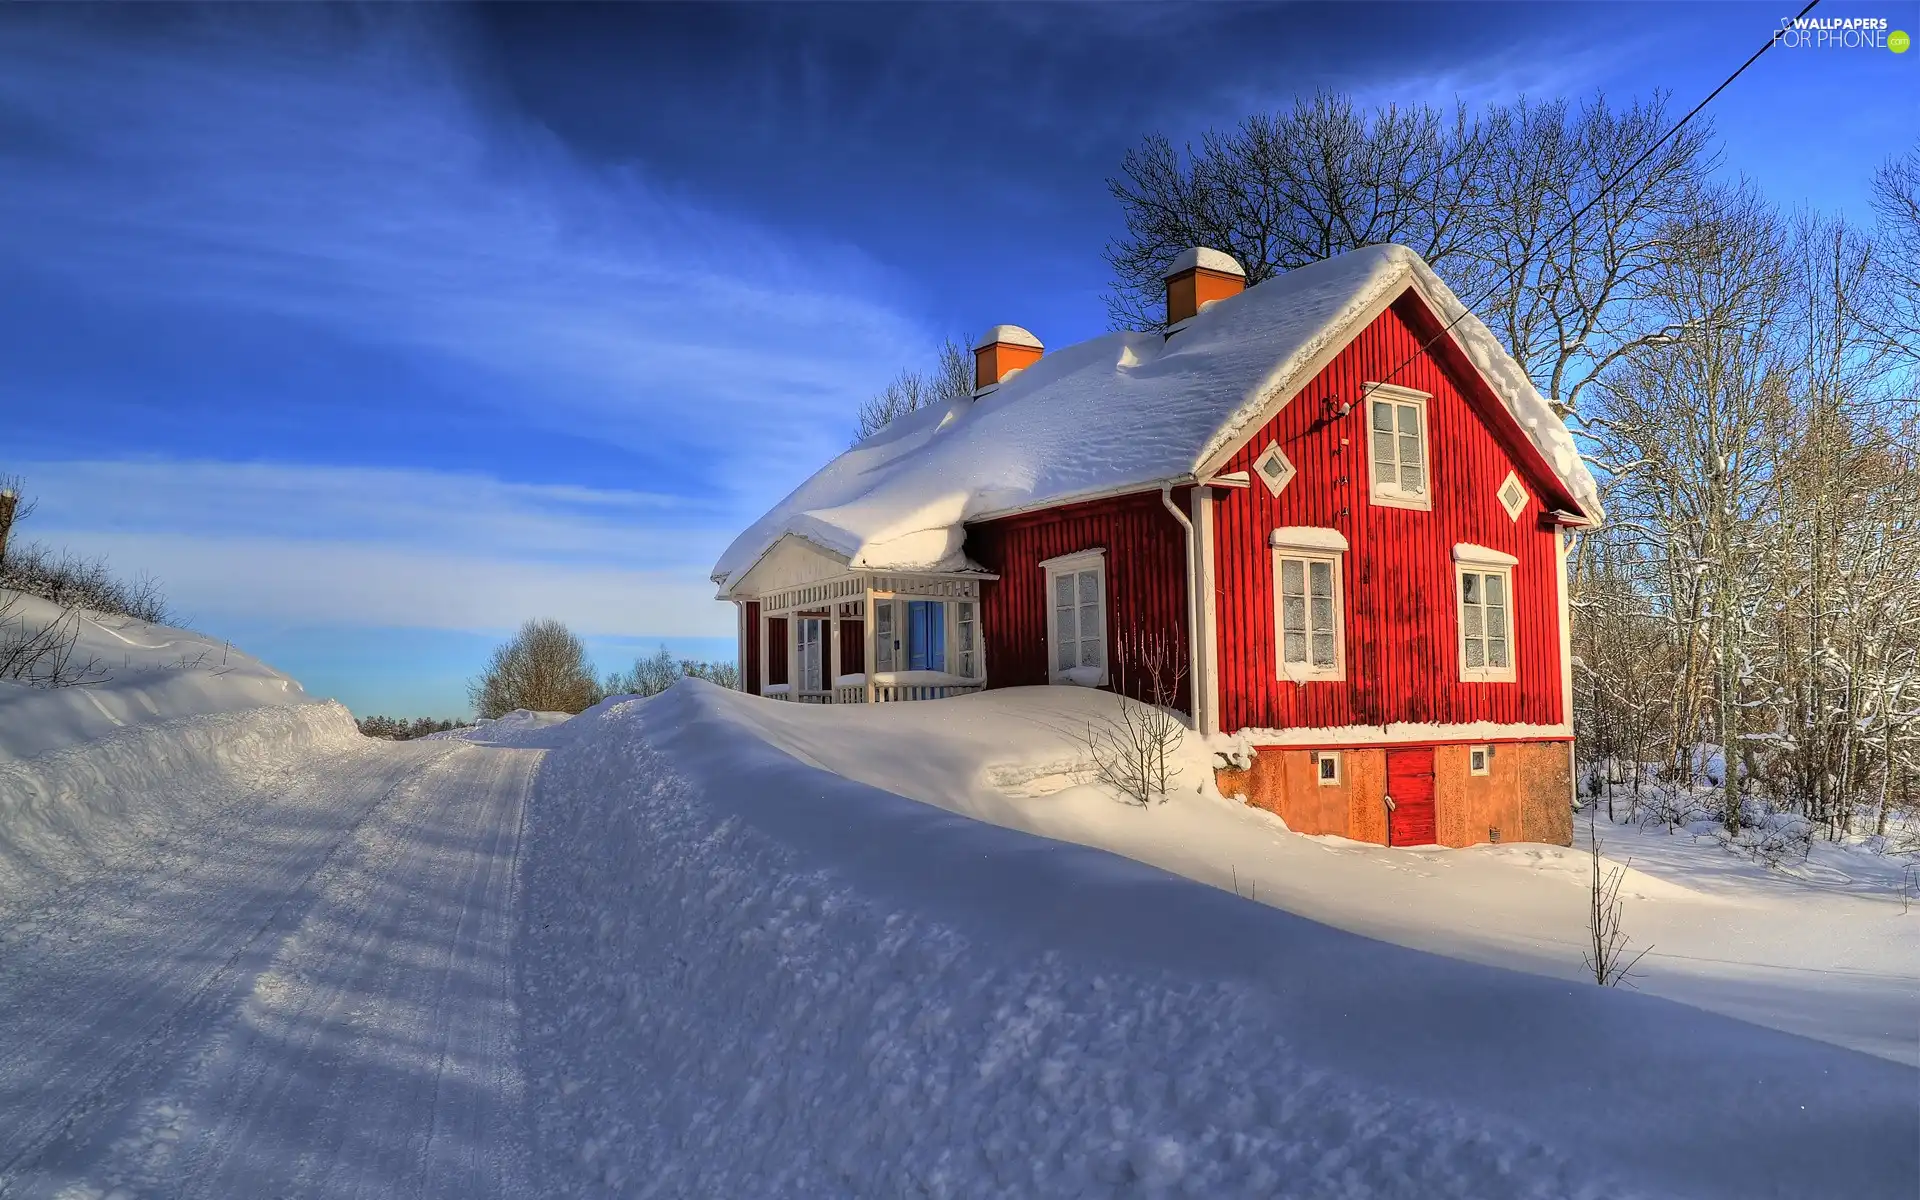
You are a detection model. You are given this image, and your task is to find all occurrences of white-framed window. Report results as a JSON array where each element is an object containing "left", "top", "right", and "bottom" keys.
[
  {"left": 871, "top": 597, "right": 966, "bottom": 677},
  {"left": 1270, "top": 529, "right": 1347, "bottom": 682},
  {"left": 1496, "top": 470, "right": 1529, "bottom": 522},
  {"left": 1041, "top": 549, "right": 1107, "bottom": 685},
  {"left": 1252, "top": 441, "right": 1295, "bottom": 497},
  {"left": 797, "top": 617, "right": 824, "bottom": 692},
  {"left": 873, "top": 599, "right": 896, "bottom": 673},
  {"left": 956, "top": 600, "right": 978, "bottom": 678},
  {"left": 1364, "top": 382, "right": 1432, "bottom": 510},
  {"left": 1469, "top": 744, "right": 1491, "bottom": 775},
  {"left": 1315, "top": 751, "right": 1341, "bottom": 785},
  {"left": 1455, "top": 557, "right": 1516, "bottom": 682}
]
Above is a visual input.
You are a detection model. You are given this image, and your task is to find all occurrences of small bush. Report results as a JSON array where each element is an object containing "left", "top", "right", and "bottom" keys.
[{"left": 0, "top": 540, "right": 171, "bottom": 626}]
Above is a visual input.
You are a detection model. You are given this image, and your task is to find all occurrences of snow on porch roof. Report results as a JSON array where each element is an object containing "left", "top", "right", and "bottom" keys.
[{"left": 712, "top": 243, "right": 1601, "bottom": 596}]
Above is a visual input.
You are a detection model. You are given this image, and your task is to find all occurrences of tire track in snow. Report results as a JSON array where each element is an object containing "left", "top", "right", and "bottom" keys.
[
  {"left": 20, "top": 742, "right": 538, "bottom": 1199},
  {"left": 0, "top": 738, "right": 475, "bottom": 1196}
]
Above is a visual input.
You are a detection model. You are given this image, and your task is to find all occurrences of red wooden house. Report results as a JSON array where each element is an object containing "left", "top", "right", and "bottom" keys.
[{"left": 711, "top": 244, "right": 1601, "bottom": 846}]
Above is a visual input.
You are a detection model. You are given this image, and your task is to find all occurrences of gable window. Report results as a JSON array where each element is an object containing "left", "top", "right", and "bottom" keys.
[
  {"left": 1316, "top": 751, "right": 1341, "bottom": 785},
  {"left": 1040, "top": 549, "right": 1107, "bottom": 685},
  {"left": 1497, "top": 471, "right": 1529, "bottom": 522},
  {"left": 1364, "top": 382, "right": 1432, "bottom": 510},
  {"left": 1252, "top": 441, "right": 1295, "bottom": 497},
  {"left": 1270, "top": 528, "right": 1348, "bottom": 682},
  {"left": 1453, "top": 544, "right": 1518, "bottom": 682}
]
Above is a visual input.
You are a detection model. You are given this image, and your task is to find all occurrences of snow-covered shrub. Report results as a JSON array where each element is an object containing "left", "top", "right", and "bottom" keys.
[{"left": 1210, "top": 732, "right": 1257, "bottom": 772}]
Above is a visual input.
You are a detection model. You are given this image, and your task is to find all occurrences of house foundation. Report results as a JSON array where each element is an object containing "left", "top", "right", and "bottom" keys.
[{"left": 1215, "top": 741, "right": 1573, "bottom": 847}]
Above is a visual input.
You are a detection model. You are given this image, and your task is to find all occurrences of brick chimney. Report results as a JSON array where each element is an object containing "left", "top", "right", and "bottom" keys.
[
  {"left": 972, "top": 325, "right": 1043, "bottom": 394},
  {"left": 1163, "top": 247, "right": 1246, "bottom": 326}
]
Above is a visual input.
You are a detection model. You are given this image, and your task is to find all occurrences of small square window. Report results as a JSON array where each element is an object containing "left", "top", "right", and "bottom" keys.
[
  {"left": 1253, "top": 442, "right": 1295, "bottom": 497},
  {"left": 1316, "top": 751, "right": 1341, "bottom": 785},
  {"left": 1497, "top": 471, "right": 1528, "bottom": 522},
  {"left": 1469, "top": 745, "right": 1491, "bottom": 776}
]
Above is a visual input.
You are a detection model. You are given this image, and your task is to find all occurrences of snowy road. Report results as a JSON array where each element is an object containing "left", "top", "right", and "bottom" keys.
[{"left": 0, "top": 737, "right": 535, "bottom": 1199}]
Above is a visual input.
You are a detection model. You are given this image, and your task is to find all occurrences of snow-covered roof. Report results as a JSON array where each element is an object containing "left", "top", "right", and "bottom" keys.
[
  {"left": 1165, "top": 246, "right": 1246, "bottom": 278},
  {"left": 714, "top": 243, "right": 1601, "bottom": 595}
]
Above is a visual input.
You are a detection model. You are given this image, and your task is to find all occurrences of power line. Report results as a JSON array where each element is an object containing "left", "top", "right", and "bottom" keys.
[{"left": 1360, "top": 0, "right": 1823, "bottom": 410}]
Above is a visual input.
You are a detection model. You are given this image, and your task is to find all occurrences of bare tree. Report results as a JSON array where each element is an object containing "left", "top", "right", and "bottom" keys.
[
  {"left": 1583, "top": 811, "right": 1652, "bottom": 987},
  {"left": 604, "top": 645, "right": 741, "bottom": 697},
  {"left": 468, "top": 619, "right": 603, "bottom": 719},
  {"left": 1868, "top": 144, "right": 1920, "bottom": 365},
  {"left": 854, "top": 338, "right": 974, "bottom": 443},
  {"left": 1082, "top": 629, "right": 1188, "bottom": 806},
  {"left": 1104, "top": 92, "right": 1489, "bottom": 330}
]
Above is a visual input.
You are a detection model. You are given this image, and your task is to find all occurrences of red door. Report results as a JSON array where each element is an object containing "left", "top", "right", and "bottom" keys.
[{"left": 1386, "top": 747, "right": 1437, "bottom": 846}]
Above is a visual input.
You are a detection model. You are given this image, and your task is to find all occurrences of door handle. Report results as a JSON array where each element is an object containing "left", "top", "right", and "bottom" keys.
[{"left": 1383, "top": 794, "right": 1396, "bottom": 812}]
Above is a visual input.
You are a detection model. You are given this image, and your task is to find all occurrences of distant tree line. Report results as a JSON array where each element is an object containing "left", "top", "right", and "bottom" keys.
[
  {"left": 467, "top": 618, "right": 739, "bottom": 719},
  {"left": 357, "top": 715, "right": 471, "bottom": 740}
]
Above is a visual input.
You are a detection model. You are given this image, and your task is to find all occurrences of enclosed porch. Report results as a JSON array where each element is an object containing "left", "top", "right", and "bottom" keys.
[{"left": 749, "top": 570, "right": 990, "bottom": 704}]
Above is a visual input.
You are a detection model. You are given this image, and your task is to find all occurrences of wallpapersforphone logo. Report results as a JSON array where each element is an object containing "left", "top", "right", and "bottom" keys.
[{"left": 1773, "top": 14, "right": 1908, "bottom": 51}]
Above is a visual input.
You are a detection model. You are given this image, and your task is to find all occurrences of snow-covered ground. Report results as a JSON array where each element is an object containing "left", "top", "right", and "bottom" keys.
[
  {"left": 703, "top": 684, "right": 1919, "bottom": 1066},
  {"left": 0, "top": 592, "right": 311, "bottom": 760},
  {"left": 519, "top": 681, "right": 1916, "bottom": 1198},
  {"left": 1, "top": 614, "right": 1914, "bottom": 1198}
]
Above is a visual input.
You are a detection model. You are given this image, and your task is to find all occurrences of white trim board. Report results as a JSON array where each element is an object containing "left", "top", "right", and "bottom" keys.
[{"left": 1229, "top": 721, "right": 1573, "bottom": 747}]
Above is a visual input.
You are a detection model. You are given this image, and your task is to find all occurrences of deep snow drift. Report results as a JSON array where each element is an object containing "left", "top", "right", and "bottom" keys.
[
  {"left": 0, "top": 592, "right": 311, "bottom": 760},
  {"left": 517, "top": 682, "right": 1917, "bottom": 1199},
  {"left": 0, "top": 593, "right": 338, "bottom": 921},
  {"left": 696, "top": 683, "right": 1920, "bottom": 1065}
]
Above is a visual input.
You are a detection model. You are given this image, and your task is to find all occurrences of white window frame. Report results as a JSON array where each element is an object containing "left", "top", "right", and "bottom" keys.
[
  {"left": 1271, "top": 530, "right": 1347, "bottom": 683},
  {"left": 797, "top": 617, "right": 824, "bottom": 692},
  {"left": 1252, "top": 440, "right": 1295, "bottom": 497},
  {"left": 1469, "top": 744, "right": 1491, "bottom": 775},
  {"left": 1315, "top": 750, "right": 1342, "bottom": 786},
  {"left": 1496, "top": 470, "right": 1529, "bottom": 523},
  {"left": 1364, "top": 382, "right": 1433, "bottom": 512},
  {"left": 1041, "top": 548, "right": 1108, "bottom": 685},
  {"left": 955, "top": 599, "right": 979, "bottom": 680},
  {"left": 1454, "top": 545, "right": 1517, "bottom": 683},
  {"left": 870, "top": 596, "right": 975, "bottom": 680}
]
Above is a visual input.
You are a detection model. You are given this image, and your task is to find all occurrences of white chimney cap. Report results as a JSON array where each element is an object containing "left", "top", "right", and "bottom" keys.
[
  {"left": 973, "top": 324, "right": 1043, "bottom": 351},
  {"left": 1162, "top": 247, "right": 1245, "bottom": 279}
]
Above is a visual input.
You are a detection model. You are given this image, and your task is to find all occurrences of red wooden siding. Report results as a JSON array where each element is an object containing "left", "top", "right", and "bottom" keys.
[
  {"left": 743, "top": 601, "right": 761, "bottom": 694},
  {"left": 765, "top": 616, "right": 789, "bottom": 687},
  {"left": 838, "top": 619, "right": 865, "bottom": 677},
  {"left": 966, "top": 488, "right": 1192, "bottom": 712},
  {"left": 1211, "top": 291, "right": 1565, "bottom": 733}
]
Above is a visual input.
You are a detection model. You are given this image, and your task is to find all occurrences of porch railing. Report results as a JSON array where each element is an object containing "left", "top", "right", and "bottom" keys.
[{"left": 768, "top": 682, "right": 988, "bottom": 704}]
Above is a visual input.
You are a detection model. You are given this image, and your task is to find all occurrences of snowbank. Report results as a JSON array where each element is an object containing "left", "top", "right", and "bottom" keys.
[
  {"left": 517, "top": 681, "right": 1915, "bottom": 1198},
  {"left": 427, "top": 708, "right": 578, "bottom": 749},
  {"left": 0, "top": 592, "right": 313, "bottom": 760},
  {"left": 0, "top": 700, "right": 363, "bottom": 923},
  {"left": 695, "top": 684, "right": 1919, "bottom": 1066},
  {"left": 713, "top": 244, "right": 1602, "bottom": 593}
]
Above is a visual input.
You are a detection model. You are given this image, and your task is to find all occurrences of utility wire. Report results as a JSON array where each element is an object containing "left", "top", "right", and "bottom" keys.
[{"left": 1359, "top": 0, "right": 1822, "bottom": 409}]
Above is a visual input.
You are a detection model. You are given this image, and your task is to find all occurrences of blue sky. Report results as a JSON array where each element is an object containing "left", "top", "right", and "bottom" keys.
[{"left": 2, "top": 2, "right": 1911, "bottom": 718}]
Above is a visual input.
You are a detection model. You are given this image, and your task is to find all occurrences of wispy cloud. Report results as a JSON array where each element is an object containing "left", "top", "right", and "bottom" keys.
[
  {"left": 0, "top": 10, "right": 927, "bottom": 476},
  {"left": 17, "top": 459, "right": 733, "bottom": 636}
]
